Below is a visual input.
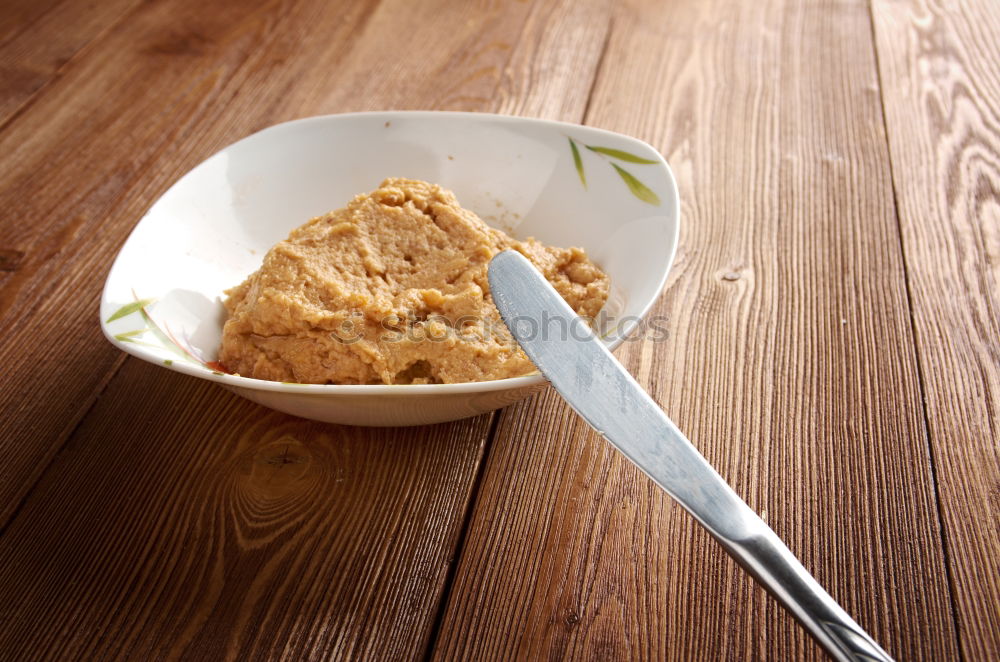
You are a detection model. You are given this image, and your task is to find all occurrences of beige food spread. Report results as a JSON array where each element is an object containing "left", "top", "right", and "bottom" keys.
[{"left": 219, "top": 178, "right": 609, "bottom": 384}]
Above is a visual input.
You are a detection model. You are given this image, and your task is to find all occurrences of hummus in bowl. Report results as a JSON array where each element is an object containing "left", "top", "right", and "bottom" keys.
[
  {"left": 220, "top": 178, "right": 609, "bottom": 385},
  {"left": 101, "top": 112, "right": 679, "bottom": 426}
]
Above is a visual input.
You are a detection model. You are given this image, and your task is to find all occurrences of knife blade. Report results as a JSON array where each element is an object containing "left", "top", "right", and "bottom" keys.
[{"left": 488, "top": 249, "right": 893, "bottom": 662}]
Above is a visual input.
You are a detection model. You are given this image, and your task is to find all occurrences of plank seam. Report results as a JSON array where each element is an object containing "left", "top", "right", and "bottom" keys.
[
  {"left": 581, "top": 14, "right": 614, "bottom": 124},
  {"left": 0, "top": 352, "right": 129, "bottom": 537},
  {"left": 420, "top": 12, "right": 616, "bottom": 653},
  {"left": 865, "top": 2, "right": 967, "bottom": 659},
  {"left": 421, "top": 409, "right": 504, "bottom": 662}
]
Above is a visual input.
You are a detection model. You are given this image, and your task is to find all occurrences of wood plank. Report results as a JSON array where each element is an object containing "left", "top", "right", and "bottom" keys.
[
  {"left": 0, "top": 0, "right": 534, "bottom": 527},
  {"left": 0, "top": 360, "right": 494, "bottom": 661},
  {"left": 0, "top": 0, "right": 614, "bottom": 658},
  {"left": 492, "top": 0, "right": 613, "bottom": 119},
  {"left": 871, "top": 1, "right": 1000, "bottom": 659},
  {"left": 431, "top": 0, "right": 961, "bottom": 659},
  {"left": 0, "top": 0, "right": 64, "bottom": 42},
  {"left": 0, "top": 0, "right": 143, "bottom": 127},
  {"left": 0, "top": 0, "right": 376, "bottom": 529}
]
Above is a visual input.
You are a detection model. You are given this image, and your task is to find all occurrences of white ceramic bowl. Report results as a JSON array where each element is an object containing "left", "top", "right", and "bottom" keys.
[{"left": 101, "top": 112, "right": 679, "bottom": 426}]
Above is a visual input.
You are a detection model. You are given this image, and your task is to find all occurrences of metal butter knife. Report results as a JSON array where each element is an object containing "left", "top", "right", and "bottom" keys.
[{"left": 488, "top": 250, "right": 893, "bottom": 662}]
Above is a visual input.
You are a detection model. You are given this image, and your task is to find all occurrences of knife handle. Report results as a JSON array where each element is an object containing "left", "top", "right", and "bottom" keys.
[{"left": 711, "top": 516, "right": 894, "bottom": 662}]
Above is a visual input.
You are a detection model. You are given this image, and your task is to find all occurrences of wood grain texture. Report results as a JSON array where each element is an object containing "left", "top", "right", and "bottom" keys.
[
  {"left": 0, "top": 0, "right": 143, "bottom": 127},
  {"left": 292, "top": 0, "right": 532, "bottom": 113},
  {"left": 0, "top": 0, "right": 66, "bottom": 45},
  {"left": 493, "top": 0, "right": 613, "bottom": 119},
  {"left": 0, "top": 0, "right": 378, "bottom": 529},
  {"left": 0, "top": 360, "right": 493, "bottom": 661},
  {"left": 872, "top": 0, "right": 1000, "bottom": 658},
  {"left": 0, "top": 0, "right": 542, "bottom": 528},
  {"left": 432, "top": 0, "right": 962, "bottom": 659},
  {"left": 1, "top": 0, "right": 995, "bottom": 658},
  {"left": 0, "top": 0, "right": 612, "bottom": 658}
]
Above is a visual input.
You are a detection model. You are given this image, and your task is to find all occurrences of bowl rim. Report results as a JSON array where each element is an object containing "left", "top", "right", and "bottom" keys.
[{"left": 101, "top": 110, "right": 680, "bottom": 396}]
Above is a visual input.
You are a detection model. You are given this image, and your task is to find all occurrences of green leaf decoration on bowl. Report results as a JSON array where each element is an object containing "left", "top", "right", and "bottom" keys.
[
  {"left": 584, "top": 145, "right": 660, "bottom": 164},
  {"left": 113, "top": 328, "right": 148, "bottom": 343},
  {"left": 106, "top": 298, "right": 156, "bottom": 323},
  {"left": 611, "top": 164, "right": 661, "bottom": 205},
  {"left": 107, "top": 294, "right": 225, "bottom": 371},
  {"left": 570, "top": 139, "right": 661, "bottom": 205},
  {"left": 569, "top": 138, "right": 586, "bottom": 189}
]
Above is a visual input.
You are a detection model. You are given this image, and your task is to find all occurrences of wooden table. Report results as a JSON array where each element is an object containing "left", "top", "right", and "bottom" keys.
[{"left": 1, "top": 0, "right": 997, "bottom": 659}]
